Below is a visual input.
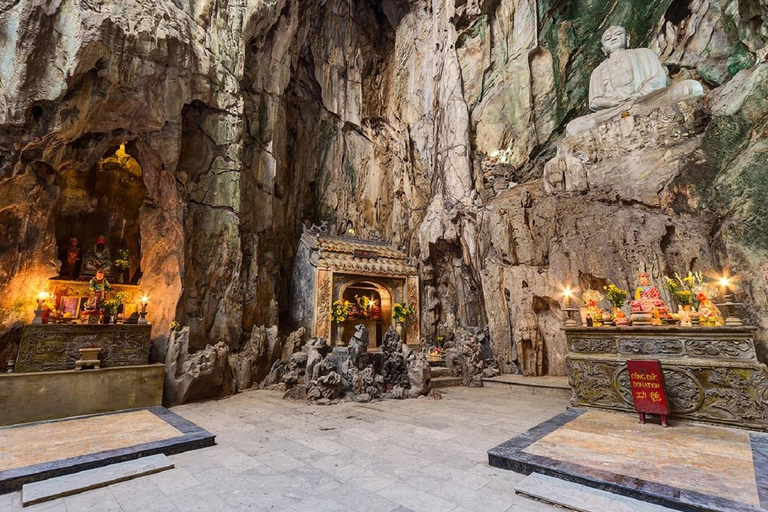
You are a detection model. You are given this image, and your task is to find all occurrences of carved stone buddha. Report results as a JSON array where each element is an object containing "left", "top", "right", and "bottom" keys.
[{"left": 566, "top": 26, "right": 704, "bottom": 136}]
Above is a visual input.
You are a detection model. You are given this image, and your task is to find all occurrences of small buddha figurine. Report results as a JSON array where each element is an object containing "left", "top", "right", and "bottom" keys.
[
  {"left": 81, "top": 236, "right": 112, "bottom": 276},
  {"left": 57, "top": 237, "right": 81, "bottom": 278},
  {"left": 630, "top": 272, "right": 668, "bottom": 325},
  {"left": 82, "top": 269, "right": 111, "bottom": 321},
  {"left": 566, "top": 25, "right": 704, "bottom": 135}
]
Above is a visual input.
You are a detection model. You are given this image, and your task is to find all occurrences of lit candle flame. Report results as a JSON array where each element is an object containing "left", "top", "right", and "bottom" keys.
[
  {"left": 37, "top": 291, "right": 50, "bottom": 301},
  {"left": 141, "top": 295, "right": 149, "bottom": 304},
  {"left": 719, "top": 276, "right": 730, "bottom": 288},
  {"left": 562, "top": 287, "right": 573, "bottom": 298}
]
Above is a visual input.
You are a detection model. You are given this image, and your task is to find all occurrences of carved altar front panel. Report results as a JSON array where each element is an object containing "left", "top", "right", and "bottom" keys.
[
  {"left": 15, "top": 324, "right": 152, "bottom": 373},
  {"left": 565, "top": 327, "right": 768, "bottom": 431}
]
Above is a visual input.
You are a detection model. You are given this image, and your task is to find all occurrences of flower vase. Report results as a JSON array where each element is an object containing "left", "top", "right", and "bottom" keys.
[
  {"left": 336, "top": 322, "right": 346, "bottom": 347},
  {"left": 395, "top": 320, "right": 404, "bottom": 340}
]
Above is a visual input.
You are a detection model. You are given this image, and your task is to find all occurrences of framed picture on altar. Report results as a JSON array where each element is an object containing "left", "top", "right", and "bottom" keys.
[{"left": 60, "top": 296, "right": 82, "bottom": 320}]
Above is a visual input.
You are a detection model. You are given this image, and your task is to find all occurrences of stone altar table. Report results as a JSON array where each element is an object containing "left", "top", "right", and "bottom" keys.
[
  {"left": 15, "top": 324, "right": 152, "bottom": 373},
  {"left": 565, "top": 326, "right": 768, "bottom": 430}
]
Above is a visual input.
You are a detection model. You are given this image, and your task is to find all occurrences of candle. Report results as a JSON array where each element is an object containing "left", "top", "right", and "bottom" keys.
[
  {"left": 562, "top": 287, "right": 573, "bottom": 309},
  {"left": 140, "top": 295, "right": 149, "bottom": 313},
  {"left": 719, "top": 276, "right": 730, "bottom": 298}
]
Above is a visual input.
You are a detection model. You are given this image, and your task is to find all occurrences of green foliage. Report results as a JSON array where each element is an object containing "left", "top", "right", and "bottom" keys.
[
  {"left": 664, "top": 272, "right": 703, "bottom": 307},
  {"left": 393, "top": 302, "right": 415, "bottom": 323},
  {"left": 103, "top": 291, "right": 129, "bottom": 316},
  {"left": 603, "top": 284, "right": 629, "bottom": 308},
  {"left": 329, "top": 300, "right": 352, "bottom": 323}
]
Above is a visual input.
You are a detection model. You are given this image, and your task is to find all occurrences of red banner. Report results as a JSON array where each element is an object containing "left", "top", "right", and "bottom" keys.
[{"left": 627, "top": 360, "right": 670, "bottom": 416}]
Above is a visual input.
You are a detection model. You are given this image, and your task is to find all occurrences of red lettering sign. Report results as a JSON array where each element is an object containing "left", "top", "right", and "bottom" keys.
[{"left": 627, "top": 359, "right": 670, "bottom": 426}]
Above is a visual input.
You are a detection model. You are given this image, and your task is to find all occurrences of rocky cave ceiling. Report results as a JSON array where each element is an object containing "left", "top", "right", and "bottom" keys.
[{"left": 0, "top": 0, "right": 766, "bottom": 401}]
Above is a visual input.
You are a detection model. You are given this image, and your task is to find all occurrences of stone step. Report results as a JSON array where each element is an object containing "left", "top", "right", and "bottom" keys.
[
  {"left": 482, "top": 374, "right": 572, "bottom": 398},
  {"left": 430, "top": 366, "right": 451, "bottom": 378},
  {"left": 431, "top": 376, "right": 463, "bottom": 388},
  {"left": 515, "top": 473, "right": 677, "bottom": 512},
  {"left": 22, "top": 454, "right": 174, "bottom": 507}
]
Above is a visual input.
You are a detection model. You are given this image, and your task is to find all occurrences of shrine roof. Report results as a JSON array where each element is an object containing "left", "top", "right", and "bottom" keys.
[
  {"left": 300, "top": 229, "right": 417, "bottom": 276},
  {"left": 316, "top": 252, "right": 417, "bottom": 276},
  {"left": 314, "top": 236, "right": 407, "bottom": 260}
]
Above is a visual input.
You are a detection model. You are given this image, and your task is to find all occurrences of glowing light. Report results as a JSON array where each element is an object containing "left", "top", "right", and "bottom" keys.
[
  {"left": 141, "top": 295, "right": 149, "bottom": 305},
  {"left": 719, "top": 276, "right": 730, "bottom": 288},
  {"left": 37, "top": 291, "right": 50, "bottom": 301},
  {"left": 562, "top": 287, "right": 573, "bottom": 298}
]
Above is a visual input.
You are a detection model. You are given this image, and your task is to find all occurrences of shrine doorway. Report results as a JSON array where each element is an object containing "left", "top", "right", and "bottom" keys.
[{"left": 339, "top": 278, "right": 394, "bottom": 348}]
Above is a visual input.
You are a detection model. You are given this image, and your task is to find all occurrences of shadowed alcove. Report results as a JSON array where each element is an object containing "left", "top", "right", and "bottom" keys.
[{"left": 54, "top": 143, "right": 146, "bottom": 282}]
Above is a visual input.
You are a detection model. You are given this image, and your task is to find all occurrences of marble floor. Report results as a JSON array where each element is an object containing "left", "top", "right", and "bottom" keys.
[
  {"left": 524, "top": 409, "right": 761, "bottom": 507},
  {"left": 489, "top": 407, "right": 768, "bottom": 512},
  {"left": 0, "top": 411, "right": 182, "bottom": 473},
  {"left": 1, "top": 387, "right": 569, "bottom": 512}
]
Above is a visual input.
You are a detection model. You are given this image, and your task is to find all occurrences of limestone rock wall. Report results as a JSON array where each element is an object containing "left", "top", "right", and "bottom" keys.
[{"left": 0, "top": 0, "right": 766, "bottom": 397}]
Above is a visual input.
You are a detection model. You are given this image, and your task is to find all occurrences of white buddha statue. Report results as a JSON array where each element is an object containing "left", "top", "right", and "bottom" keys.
[{"left": 566, "top": 26, "right": 704, "bottom": 136}]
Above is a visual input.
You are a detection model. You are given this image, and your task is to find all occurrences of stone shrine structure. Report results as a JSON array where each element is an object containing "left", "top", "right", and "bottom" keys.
[{"left": 290, "top": 225, "right": 420, "bottom": 348}]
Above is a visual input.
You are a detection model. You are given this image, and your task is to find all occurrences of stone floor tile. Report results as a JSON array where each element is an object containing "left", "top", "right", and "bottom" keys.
[
  {"left": 376, "top": 482, "right": 457, "bottom": 512},
  {"left": 347, "top": 471, "right": 398, "bottom": 492},
  {"left": 194, "top": 465, "right": 252, "bottom": 496},
  {"left": 110, "top": 478, "right": 180, "bottom": 512},
  {"left": 422, "top": 463, "right": 492, "bottom": 490},
  {"left": 309, "top": 455, "right": 363, "bottom": 482},
  {"left": 288, "top": 495, "right": 345, "bottom": 512},
  {"left": 12, "top": 498, "right": 67, "bottom": 512},
  {"left": 431, "top": 484, "right": 511, "bottom": 512},
  {"left": 254, "top": 450, "right": 305, "bottom": 473},
  {"left": 218, "top": 486, "right": 291, "bottom": 512},
  {"left": 0, "top": 493, "right": 11, "bottom": 512},
  {"left": 148, "top": 466, "right": 201, "bottom": 496},
  {"left": 207, "top": 446, "right": 264, "bottom": 473},
  {"left": 322, "top": 483, "right": 399, "bottom": 512},
  {"left": 62, "top": 487, "right": 122, "bottom": 511},
  {"left": 166, "top": 483, "right": 239, "bottom": 512}
]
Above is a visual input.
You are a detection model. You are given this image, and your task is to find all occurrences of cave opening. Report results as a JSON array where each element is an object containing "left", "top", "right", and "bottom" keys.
[
  {"left": 664, "top": 0, "right": 693, "bottom": 26},
  {"left": 54, "top": 143, "right": 146, "bottom": 283}
]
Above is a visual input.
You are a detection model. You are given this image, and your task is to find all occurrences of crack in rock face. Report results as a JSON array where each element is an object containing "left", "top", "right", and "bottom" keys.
[{"left": 0, "top": 0, "right": 766, "bottom": 402}]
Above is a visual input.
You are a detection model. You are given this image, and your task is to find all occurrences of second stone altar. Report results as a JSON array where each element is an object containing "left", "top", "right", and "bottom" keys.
[{"left": 565, "top": 326, "right": 768, "bottom": 431}]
